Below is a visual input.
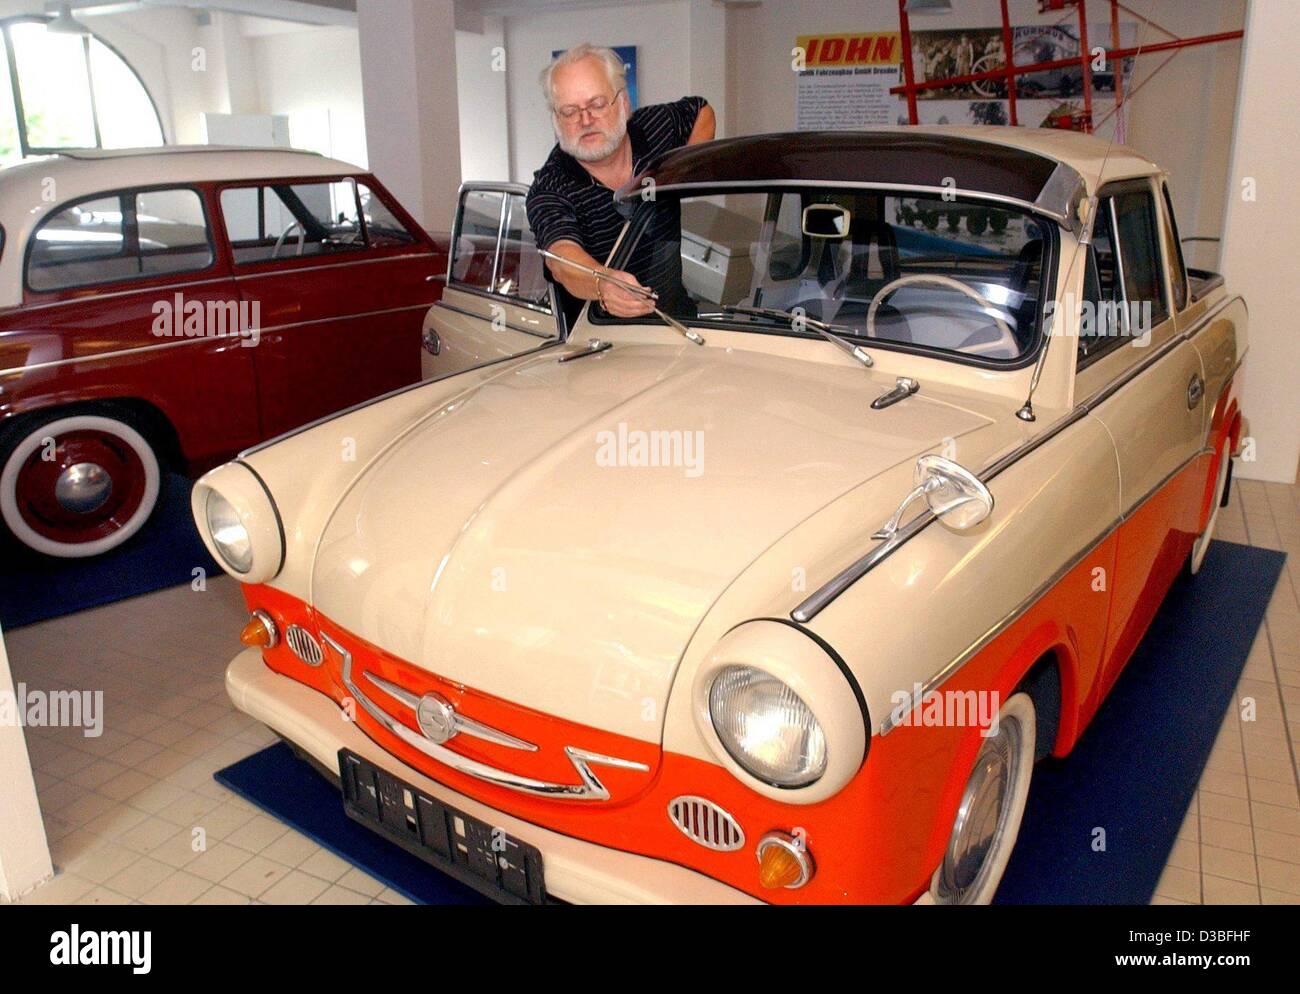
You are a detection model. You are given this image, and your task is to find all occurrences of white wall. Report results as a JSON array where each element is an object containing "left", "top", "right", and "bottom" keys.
[
  {"left": 0, "top": 625, "right": 51, "bottom": 903},
  {"left": 249, "top": 25, "right": 368, "bottom": 167},
  {"left": 503, "top": 0, "right": 695, "bottom": 183},
  {"left": 1220, "top": 0, "right": 1300, "bottom": 484},
  {"left": 457, "top": 17, "right": 511, "bottom": 182}
]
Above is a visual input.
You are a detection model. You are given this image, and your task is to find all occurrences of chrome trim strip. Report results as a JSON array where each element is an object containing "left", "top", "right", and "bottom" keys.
[
  {"left": 3, "top": 274, "right": 237, "bottom": 315},
  {"left": 432, "top": 299, "right": 556, "bottom": 340},
  {"left": 442, "top": 281, "right": 555, "bottom": 317},
  {"left": 0, "top": 303, "right": 433, "bottom": 378},
  {"left": 359, "top": 668, "right": 537, "bottom": 752},
  {"left": 556, "top": 339, "right": 613, "bottom": 362},
  {"left": 232, "top": 251, "right": 438, "bottom": 281},
  {"left": 878, "top": 444, "right": 1215, "bottom": 735},
  {"left": 791, "top": 294, "right": 1241, "bottom": 623},
  {"left": 325, "top": 632, "right": 648, "bottom": 800}
]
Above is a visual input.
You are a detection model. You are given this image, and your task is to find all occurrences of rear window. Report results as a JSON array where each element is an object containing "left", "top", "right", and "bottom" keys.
[{"left": 27, "top": 187, "right": 214, "bottom": 292}]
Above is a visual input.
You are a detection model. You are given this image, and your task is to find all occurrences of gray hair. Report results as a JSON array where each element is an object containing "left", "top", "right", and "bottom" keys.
[{"left": 540, "top": 43, "right": 627, "bottom": 110}]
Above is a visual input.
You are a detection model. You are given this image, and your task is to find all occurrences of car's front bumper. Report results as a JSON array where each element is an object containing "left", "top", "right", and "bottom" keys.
[{"left": 225, "top": 648, "right": 760, "bottom": 905}]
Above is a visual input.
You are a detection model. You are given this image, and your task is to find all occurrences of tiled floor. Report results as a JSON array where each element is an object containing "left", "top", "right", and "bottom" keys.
[
  {"left": 5, "top": 578, "right": 406, "bottom": 906},
  {"left": 4, "top": 477, "right": 1299, "bottom": 906}
]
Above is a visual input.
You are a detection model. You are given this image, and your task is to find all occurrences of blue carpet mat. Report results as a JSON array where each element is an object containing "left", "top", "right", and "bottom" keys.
[
  {"left": 215, "top": 539, "right": 1283, "bottom": 905},
  {"left": 0, "top": 472, "right": 218, "bottom": 630}
]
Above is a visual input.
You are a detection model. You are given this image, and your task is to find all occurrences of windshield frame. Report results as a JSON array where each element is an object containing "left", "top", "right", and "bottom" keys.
[{"left": 591, "top": 182, "right": 1061, "bottom": 372}]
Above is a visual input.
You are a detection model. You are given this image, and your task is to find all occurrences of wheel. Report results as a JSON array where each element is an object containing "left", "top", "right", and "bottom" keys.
[
  {"left": 928, "top": 692, "right": 1036, "bottom": 904},
  {"left": 921, "top": 210, "right": 939, "bottom": 231},
  {"left": 1189, "top": 438, "right": 1231, "bottom": 575},
  {"left": 0, "top": 410, "right": 163, "bottom": 558},
  {"left": 989, "top": 213, "right": 1009, "bottom": 235},
  {"left": 966, "top": 211, "right": 988, "bottom": 236},
  {"left": 946, "top": 211, "right": 961, "bottom": 231}
]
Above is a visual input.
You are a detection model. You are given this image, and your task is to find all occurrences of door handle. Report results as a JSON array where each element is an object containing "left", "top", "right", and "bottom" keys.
[{"left": 1187, "top": 373, "right": 1205, "bottom": 410}]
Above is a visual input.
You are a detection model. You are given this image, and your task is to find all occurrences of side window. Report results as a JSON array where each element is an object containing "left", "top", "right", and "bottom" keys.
[
  {"left": 357, "top": 182, "right": 416, "bottom": 247},
  {"left": 494, "top": 193, "right": 550, "bottom": 308},
  {"left": 136, "top": 189, "right": 212, "bottom": 276},
  {"left": 220, "top": 180, "right": 366, "bottom": 265},
  {"left": 27, "top": 188, "right": 213, "bottom": 292},
  {"left": 1112, "top": 189, "right": 1169, "bottom": 328},
  {"left": 450, "top": 189, "right": 504, "bottom": 291},
  {"left": 1160, "top": 183, "right": 1189, "bottom": 311},
  {"left": 1078, "top": 196, "right": 1125, "bottom": 368}
]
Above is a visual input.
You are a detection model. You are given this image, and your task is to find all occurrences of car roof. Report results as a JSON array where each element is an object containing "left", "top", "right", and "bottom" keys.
[
  {"left": 0, "top": 146, "right": 368, "bottom": 307},
  {"left": 618, "top": 126, "right": 1161, "bottom": 225}
]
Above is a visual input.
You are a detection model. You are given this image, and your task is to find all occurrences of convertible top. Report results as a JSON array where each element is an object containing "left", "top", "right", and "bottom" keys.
[{"left": 617, "top": 126, "right": 1161, "bottom": 230}]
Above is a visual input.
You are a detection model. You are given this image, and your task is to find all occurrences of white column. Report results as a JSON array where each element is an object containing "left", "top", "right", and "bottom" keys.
[
  {"left": 357, "top": 0, "right": 462, "bottom": 230},
  {"left": 1220, "top": 0, "right": 1300, "bottom": 483},
  {"left": 688, "top": 0, "right": 727, "bottom": 138},
  {"left": 0, "top": 626, "right": 51, "bottom": 903}
]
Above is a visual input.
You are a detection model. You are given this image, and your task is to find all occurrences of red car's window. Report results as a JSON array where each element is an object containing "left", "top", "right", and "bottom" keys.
[
  {"left": 221, "top": 179, "right": 368, "bottom": 265},
  {"left": 26, "top": 187, "right": 213, "bottom": 293}
]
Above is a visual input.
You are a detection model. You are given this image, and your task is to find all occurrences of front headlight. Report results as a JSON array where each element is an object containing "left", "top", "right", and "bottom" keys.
[
  {"left": 709, "top": 665, "right": 828, "bottom": 788},
  {"left": 191, "top": 462, "right": 284, "bottom": 584},
  {"left": 205, "top": 489, "right": 253, "bottom": 573}
]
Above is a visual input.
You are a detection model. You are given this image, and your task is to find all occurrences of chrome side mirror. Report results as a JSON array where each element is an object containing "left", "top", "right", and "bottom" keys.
[{"left": 872, "top": 455, "right": 994, "bottom": 541}]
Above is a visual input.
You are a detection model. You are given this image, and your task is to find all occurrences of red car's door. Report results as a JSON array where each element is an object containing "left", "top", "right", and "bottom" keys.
[{"left": 215, "top": 174, "right": 444, "bottom": 439}]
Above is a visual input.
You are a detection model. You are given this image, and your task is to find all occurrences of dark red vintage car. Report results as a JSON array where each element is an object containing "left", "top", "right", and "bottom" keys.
[{"left": 0, "top": 146, "right": 448, "bottom": 557}]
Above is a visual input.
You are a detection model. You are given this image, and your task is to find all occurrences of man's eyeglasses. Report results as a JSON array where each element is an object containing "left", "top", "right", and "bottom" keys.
[{"left": 554, "top": 88, "right": 623, "bottom": 121}]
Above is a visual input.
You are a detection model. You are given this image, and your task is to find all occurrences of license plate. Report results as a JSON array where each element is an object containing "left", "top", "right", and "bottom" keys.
[{"left": 339, "top": 749, "right": 547, "bottom": 904}]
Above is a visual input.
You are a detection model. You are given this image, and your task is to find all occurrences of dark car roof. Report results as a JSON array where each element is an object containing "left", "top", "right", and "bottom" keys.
[{"left": 616, "top": 129, "right": 1098, "bottom": 225}]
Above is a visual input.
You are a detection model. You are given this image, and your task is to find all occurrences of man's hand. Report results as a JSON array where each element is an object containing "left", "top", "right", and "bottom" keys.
[{"left": 597, "top": 269, "right": 656, "bottom": 317}]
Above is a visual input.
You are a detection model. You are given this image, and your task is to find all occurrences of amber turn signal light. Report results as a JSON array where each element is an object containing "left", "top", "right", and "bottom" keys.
[
  {"left": 240, "top": 610, "right": 279, "bottom": 649},
  {"left": 756, "top": 832, "right": 813, "bottom": 890}
]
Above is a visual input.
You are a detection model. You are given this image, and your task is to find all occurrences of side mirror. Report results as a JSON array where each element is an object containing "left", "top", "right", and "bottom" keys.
[
  {"left": 872, "top": 455, "right": 994, "bottom": 541},
  {"left": 802, "top": 203, "right": 851, "bottom": 239}
]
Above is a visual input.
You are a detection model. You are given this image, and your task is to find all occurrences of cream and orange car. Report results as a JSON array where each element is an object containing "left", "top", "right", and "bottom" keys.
[{"left": 192, "top": 128, "right": 1246, "bottom": 905}]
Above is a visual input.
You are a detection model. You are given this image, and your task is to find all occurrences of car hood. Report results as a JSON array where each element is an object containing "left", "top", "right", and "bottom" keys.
[{"left": 309, "top": 342, "right": 993, "bottom": 742}]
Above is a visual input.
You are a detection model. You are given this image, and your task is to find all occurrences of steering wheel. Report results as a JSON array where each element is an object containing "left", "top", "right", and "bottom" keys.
[
  {"left": 867, "top": 274, "right": 1017, "bottom": 357},
  {"left": 271, "top": 220, "right": 306, "bottom": 259}
]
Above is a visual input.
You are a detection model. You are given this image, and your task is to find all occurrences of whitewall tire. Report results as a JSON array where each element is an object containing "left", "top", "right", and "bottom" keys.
[
  {"left": 1190, "top": 439, "right": 1231, "bottom": 576},
  {"left": 0, "top": 413, "right": 162, "bottom": 558},
  {"left": 929, "top": 691, "right": 1036, "bottom": 905}
]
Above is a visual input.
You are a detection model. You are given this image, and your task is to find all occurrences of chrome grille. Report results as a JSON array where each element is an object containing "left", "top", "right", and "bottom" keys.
[
  {"left": 285, "top": 624, "right": 323, "bottom": 667},
  {"left": 667, "top": 795, "right": 745, "bottom": 852}
]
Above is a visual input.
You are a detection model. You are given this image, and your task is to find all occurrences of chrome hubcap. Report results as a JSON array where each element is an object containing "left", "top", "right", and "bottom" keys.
[
  {"left": 934, "top": 715, "right": 1023, "bottom": 903},
  {"left": 54, "top": 462, "right": 113, "bottom": 514}
]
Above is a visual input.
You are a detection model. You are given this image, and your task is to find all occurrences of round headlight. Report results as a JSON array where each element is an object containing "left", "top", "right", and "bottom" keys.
[
  {"left": 205, "top": 489, "right": 253, "bottom": 574},
  {"left": 708, "top": 665, "right": 828, "bottom": 788}
]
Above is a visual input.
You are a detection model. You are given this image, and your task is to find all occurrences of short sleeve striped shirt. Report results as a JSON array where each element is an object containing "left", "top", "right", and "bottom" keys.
[{"left": 526, "top": 97, "right": 705, "bottom": 310}]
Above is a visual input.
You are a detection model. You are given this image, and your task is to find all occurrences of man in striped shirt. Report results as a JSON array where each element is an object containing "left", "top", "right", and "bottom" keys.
[{"left": 525, "top": 43, "right": 715, "bottom": 323}]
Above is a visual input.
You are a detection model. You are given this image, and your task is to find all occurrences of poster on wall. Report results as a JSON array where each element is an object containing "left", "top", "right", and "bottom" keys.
[
  {"left": 793, "top": 33, "right": 902, "bottom": 129},
  {"left": 553, "top": 45, "right": 638, "bottom": 109},
  {"left": 794, "top": 23, "right": 1135, "bottom": 133}
]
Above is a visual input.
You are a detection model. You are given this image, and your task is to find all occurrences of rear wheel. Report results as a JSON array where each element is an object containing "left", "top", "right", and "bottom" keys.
[
  {"left": 928, "top": 692, "right": 1036, "bottom": 904},
  {"left": 0, "top": 410, "right": 163, "bottom": 558},
  {"left": 1189, "top": 438, "right": 1232, "bottom": 575}
]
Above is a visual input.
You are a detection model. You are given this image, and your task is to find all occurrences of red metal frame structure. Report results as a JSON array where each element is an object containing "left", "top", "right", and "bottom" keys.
[{"left": 893, "top": 0, "right": 1243, "bottom": 133}]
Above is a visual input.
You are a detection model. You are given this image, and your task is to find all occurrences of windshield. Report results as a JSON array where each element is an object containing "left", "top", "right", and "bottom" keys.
[{"left": 599, "top": 187, "right": 1055, "bottom": 363}]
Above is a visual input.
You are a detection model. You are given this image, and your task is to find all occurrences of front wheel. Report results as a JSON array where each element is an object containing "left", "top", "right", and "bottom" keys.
[
  {"left": 928, "top": 692, "right": 1036, "bottom": 904},
  {"left": 0, "top": 410, "right": 163, "bottom": 558}
]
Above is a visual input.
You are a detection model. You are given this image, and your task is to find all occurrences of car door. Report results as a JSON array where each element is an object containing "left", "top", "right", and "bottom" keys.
[
  {"left": 422, "top": 183, "right": 562, "bottom": 380},
  {"left": 11, "top": 183, "right": 258, "bottom": 466},
  {"left": 217, "top": 175, "right": 442, "bottom": 438},
  {"left": 1074, "top": 180, "right": 1205, "bottom": 695}
]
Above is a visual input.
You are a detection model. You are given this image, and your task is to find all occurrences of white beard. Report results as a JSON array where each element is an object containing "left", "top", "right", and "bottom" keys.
[{"left": 558, "top": 104, "right": 629, "bottom": 163}]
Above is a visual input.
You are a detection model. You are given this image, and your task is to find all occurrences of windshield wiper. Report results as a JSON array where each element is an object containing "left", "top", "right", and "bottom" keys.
[{"left": 702, "top": 305, "right": 874, "bottom": 367}]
